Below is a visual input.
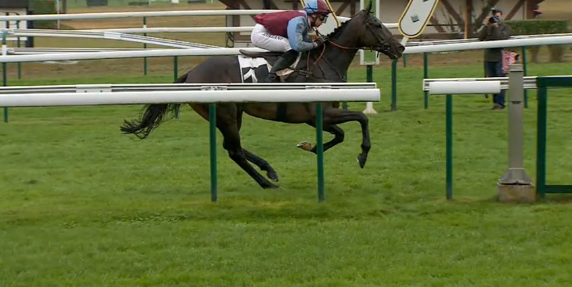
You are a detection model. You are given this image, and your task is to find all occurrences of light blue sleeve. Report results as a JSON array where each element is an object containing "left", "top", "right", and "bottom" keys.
[{"left": 286, "top": 16, "right": 316, "bottom": 52}]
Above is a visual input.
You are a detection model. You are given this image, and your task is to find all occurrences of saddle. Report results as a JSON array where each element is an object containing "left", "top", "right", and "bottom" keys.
[
  {"left": 239, "top": 49, "right": 282, "bottom": 66},
  {"left": 238, "top": 49, "right": 307, "bottom": 82}
]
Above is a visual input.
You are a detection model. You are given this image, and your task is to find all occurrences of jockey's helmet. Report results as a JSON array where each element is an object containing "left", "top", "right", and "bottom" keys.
[{"left": 304, "top": 0, "right": 332, "bottom": 16}]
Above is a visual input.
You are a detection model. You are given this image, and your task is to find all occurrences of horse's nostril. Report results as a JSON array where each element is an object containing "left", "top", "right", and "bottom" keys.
[{"left": 397, "top": 46, "right": 405, "bottom": 53}]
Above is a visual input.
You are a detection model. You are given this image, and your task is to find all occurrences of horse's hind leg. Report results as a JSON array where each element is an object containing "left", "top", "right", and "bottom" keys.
[
  {"left": 192, "top": 103, "right": 279, "bottom": 189},
  {"left": 219, "top": 123, "right": 280, "bottom": 189},
  {"left": 234, "top": 108, "right": 279, "bottom": 182},
  {"left": 243, "top": 149, "right": 279, "bottom": 182},
  {"left": 221, "top": 131, "right": 280, "bottom": 189}
]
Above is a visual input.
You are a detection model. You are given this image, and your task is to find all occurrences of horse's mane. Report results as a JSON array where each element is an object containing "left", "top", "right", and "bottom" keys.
[{"left": 325, "top": 10, "right": 363, "bottom": 39}]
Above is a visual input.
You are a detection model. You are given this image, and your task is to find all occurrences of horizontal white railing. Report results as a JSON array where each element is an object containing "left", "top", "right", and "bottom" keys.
[
  {"left": 404, "top": 35, "right": 572, "bottom": 54},
  {"left": 407, "top": 32, "right": 572, "bottom": 46},
  {"left": 423, "top": 76, "right": 541, "bottom": 91},
  {"left": 0, "top": 82, "right": 377, "bottom": 93},
  {"left": 5, "top": 29, "right": 219, "bottom": 49},
  {"left": 0, "top": 83, "right": 380, "bottom": 107},
  {"left": 428, "top": 81, "right": 501, "bottom": 95},
  {"left": 78, "top": 27, "right": 256, "bottom": 33},
  {"left": 0, "top": 10, "right": 288, "bottom": 21},
  {"left": 2, "top": 35, "right": 571, "bottom": 63}
]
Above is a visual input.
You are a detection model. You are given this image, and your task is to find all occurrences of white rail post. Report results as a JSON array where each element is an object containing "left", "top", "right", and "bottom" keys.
[{"left": 497, "top": 63, "right": 535, "bottom": 203}]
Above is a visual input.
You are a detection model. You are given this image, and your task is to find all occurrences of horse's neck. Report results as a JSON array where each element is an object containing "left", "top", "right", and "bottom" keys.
[{"left": 323, "top": 27, "right": 361, "bottom": 75}]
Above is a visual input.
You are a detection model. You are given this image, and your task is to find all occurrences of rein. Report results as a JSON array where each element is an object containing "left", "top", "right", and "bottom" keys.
[{"left": 300, "top": 16, "right": 391, "bottom": 81}]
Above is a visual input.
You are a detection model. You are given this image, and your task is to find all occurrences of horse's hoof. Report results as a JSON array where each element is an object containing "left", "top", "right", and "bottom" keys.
[
  {"left": 357, "top": 154, "right": 368, "bottom": 169},
  {"left": 297, "top": 141, "right": 314, "bottom": 151},
  {"left": 267, "top": 171, "right": 279, "bottom": 182},
  {"left": 262, "top": 182, "right": 281, "bottom": 189}
]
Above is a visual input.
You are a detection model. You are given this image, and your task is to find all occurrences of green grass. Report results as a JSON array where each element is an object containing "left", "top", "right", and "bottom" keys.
[{"left": 2, "top": 60, "right": 572, "bottom": 286}]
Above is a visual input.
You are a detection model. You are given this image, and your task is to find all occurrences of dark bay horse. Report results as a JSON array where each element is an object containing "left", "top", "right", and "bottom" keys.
[{"left": 120, "top": 3, "right": 404, "bottom": 189}]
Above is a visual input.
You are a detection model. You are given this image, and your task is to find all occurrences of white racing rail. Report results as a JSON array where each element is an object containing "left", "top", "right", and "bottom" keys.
[
  {"left": 0, "top": 82, "right": 380, "bottom": 107},
  {"left": 0, "top": 10, "right": 290, "bottom": 21},
  {"left": 0, "top": 82, "right": 377, "bottom": 93},
  {"left": 423, "top": 76, "right": 541, "bottom": 91},
  {"left": 2, "top": 35, "right": 572, "bottom": 63},
  {"left": 407, "top": 32, "right": 572, "bottom": 46},
  {"left": 4, "top": 29, "right": 219, "bottom": 49},
  {"left": 6, "top": 47, "right": 147, "bottom": 55}
]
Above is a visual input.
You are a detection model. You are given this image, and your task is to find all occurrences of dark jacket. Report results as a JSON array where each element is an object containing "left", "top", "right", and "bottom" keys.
[{"left": 478, "top": 21, "right": 511, "bottom": 62}]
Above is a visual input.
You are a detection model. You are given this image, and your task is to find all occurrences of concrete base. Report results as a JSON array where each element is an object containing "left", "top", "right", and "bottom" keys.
[{"left": 497, "top": 183, "right": 537, "bottom": 203}]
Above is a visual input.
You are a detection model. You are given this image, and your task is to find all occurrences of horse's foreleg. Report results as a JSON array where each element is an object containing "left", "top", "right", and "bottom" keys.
[
  {"left": 321, "top": 108, "right": 371, "bottom": 169},
  {"left": 297, "top": 123, "right": 345, "bottom": 154},
  {"left": 327, "top": 111, "right": 370, "bottom": 168}
]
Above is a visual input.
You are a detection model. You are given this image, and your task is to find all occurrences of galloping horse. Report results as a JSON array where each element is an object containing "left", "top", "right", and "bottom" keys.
[{"left": 121, "top": 2, "right": 404, "bottom": 189}]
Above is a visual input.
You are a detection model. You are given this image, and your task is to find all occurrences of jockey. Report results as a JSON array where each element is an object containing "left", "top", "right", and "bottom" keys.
[{"left": 251, "top": 0, "right": 332, "bottom": 82}]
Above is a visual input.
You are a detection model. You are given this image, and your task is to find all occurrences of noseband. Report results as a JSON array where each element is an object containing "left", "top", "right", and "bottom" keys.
[{"left": 304, "top": 16, "right": 392, "bottom": 81}]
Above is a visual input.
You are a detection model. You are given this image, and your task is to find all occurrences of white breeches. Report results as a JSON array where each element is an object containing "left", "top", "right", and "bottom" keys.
[{"left": 251, "top": 24, "right": 292, "bottom": 52}]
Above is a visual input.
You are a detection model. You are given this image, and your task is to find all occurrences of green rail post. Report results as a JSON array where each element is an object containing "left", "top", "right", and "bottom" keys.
[
  {"left": 143, "top": 17, "right": 148, "bottom": 76},
  {"left": 423, "top": 52, "right": 429, "bottom": 109},
  {"left": 366, "top": 64, "right": 373, "bottom": 105},
  {"left": 535, "top": 76, "right": 572, "bottom": 198},
  {"left": 316, "top": 102, "right": 325, "bottom": 202},
  {"left": 209, "top": 103, "right": 218, "bottom": 202},
  {"left": 2, "top": 62, "right": 6, "bottom": 123},
  {"left": 446, "top": 94, "right": 452, "bottom": 200},
  {"left": 391, "top": 60, "right": 397, "bottom": 111},
  {"left": 366, "top": 65, "right": 373, "bottom": 83},
  {"left": 402, "top": 54, "right": 407, "bottom": 68},
  {"left": 173, "top": 56, "right": 178, "bottom": 81},
  {"left": 536, "top": 85, "right": 547, "bottom": 198},
  {"left": 342, "top": 71, "right": 348, "bottom": 110},
  {"left": 2, "top": 30, "right": 7, "bottom": 123},
  {"left": 16, "top": 28, "right": 21, "bottom": 80},
  {"left": 174, "top": 56, "right": 180, "bottom": 119},
  {"left": 521, "top": 46, "right": 528, "bottom": 108}
]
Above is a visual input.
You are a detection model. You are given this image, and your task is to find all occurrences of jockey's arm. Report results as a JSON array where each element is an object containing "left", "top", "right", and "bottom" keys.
[{"left": 286, "top": 16, "right": 317, "bottom": 52}]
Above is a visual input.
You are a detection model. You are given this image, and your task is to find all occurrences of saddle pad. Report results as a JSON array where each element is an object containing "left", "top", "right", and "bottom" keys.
[{"left": 237, "top": 53, "right": 301, "bottom": 83}]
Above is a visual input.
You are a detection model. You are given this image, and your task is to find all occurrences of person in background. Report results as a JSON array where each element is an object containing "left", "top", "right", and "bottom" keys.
[
  {"left": 533, "top": 4, "right": 543, "bottom": 18},
  {"left": 479, "top": 8, "right": 511, "bottom": 110}
]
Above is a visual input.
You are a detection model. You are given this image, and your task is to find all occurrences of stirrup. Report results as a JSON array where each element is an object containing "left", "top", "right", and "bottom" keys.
[{"left": 264, "top": 73, "right": 278, "bottom": 83}]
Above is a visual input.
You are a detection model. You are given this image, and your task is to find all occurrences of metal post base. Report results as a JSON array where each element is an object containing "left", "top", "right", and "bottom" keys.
[
  {"left": 499, "top": 168, "right": 532, "bottom": 185},
  {"left": 497, "top": 182, "right": 536, "bottom": 203},
  {"left": 362, "top": 102, "right": 378, "bottom": 114}
]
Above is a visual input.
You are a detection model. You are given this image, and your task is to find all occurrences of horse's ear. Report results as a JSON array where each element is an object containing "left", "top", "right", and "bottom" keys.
[{"left": 366, "top": 1, "right": 372, "bottom": 14}]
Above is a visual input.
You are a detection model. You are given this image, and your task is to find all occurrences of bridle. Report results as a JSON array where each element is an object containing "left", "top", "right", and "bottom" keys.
[
  {"left": 302, "top": 16, "right": 393, "bottom": 80},
  {"left": 324, "top": 16, "right": 392, "bottom": 54}
]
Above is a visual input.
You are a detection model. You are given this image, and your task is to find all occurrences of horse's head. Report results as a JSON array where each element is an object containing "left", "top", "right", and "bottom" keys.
[{"left": 353, "top": 1, "right": 405, "bottom": 60}]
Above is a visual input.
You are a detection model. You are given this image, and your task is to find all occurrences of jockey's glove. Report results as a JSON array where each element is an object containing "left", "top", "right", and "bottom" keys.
[{"left": 314, "top": 35, "right": 328, "bottom": 47}]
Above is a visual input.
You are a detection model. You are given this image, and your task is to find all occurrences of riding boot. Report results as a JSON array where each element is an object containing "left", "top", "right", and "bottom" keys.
[{"left": 264, "top": 50, "right": 298, "bottom": 83}]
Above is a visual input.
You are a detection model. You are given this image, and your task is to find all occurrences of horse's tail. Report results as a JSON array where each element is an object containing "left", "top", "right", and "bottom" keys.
[{"left": 120, "top": 73, "right": 188, "bottom": 139}]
